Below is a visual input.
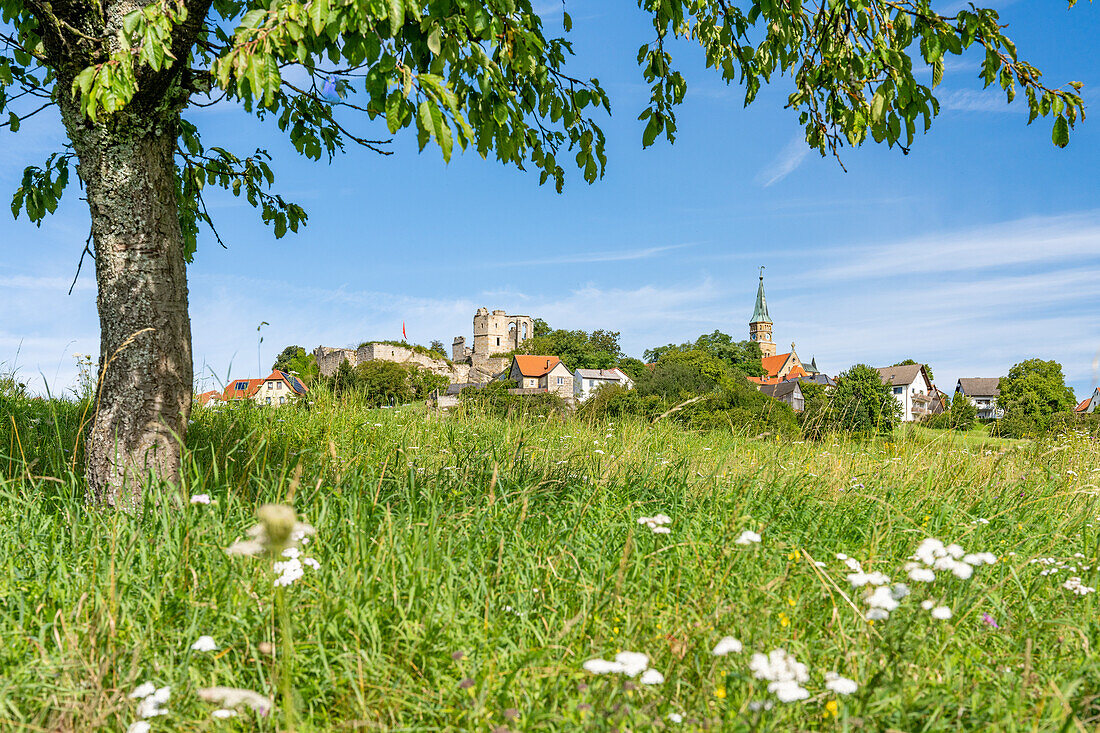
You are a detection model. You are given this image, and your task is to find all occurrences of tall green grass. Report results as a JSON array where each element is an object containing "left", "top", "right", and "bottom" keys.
[{"left": 0, "top": 389, "right": 1098, "bottom": 730}]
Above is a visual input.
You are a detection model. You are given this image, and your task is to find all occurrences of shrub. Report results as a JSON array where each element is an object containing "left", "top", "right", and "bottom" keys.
[
  {"left": 459, "top": 380, "right": 569, "bottom": 419},
  {"left": 825, "top": 364, "right": 902, "bottom": 436}
]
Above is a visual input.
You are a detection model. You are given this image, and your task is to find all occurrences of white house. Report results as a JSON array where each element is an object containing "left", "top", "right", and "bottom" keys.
[
  {"left": 877, "top": 364, "right": 934, "bottom": 422},
  {"left": 1076, "top": 387, "right": 1099, "bottom": 414},
  {"left": 955, "top": 377, "right": 1004, "bottom": 419},
  {"left": 573, "top": 368, "right": 634, "bottom": 401}
]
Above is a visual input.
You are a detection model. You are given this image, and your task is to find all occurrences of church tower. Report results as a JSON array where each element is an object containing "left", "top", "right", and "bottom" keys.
[{"left": 749, "top": 267, "right": 776, "bottom": 357}]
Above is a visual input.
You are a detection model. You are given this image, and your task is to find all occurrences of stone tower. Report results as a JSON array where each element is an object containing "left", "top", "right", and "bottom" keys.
[
  {"left": 471, "top": 308, "right": 534, "bottom": 359},
  {"left": 749, "top": 268, "right": 776, "bottom": 358}
]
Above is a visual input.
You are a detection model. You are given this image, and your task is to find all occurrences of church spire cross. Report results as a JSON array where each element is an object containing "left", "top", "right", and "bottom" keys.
[{"left": 751, "top": 267, "right": 772, "bottom": 324}]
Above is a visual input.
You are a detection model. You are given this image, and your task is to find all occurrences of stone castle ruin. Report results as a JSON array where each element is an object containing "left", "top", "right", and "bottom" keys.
[{"left": 314, "top": 308, "right": 534, "bottom": 385}]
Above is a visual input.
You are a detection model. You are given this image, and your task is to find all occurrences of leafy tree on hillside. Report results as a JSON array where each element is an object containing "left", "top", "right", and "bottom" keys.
[
  {"left": 514, "top": 328, "right": 623, "bottom": 370},
  {"left": 2, "top": 0, "right": 1085, "bottom": 504},
  {"left": 645, "top": 331, "right": 766, "bottom": 377},
  {"left": 429, "top": 340, "right": 447, "bottom": 357},
  {"left": 997, "top": 359, "right": 1076, "bottom": 435},
  {"left": 893, "top": 359, "right": 934, "bottom": 382},
  {"left": 829, "top": 364, "right": 902, "bottom": 436},
  {"left": 272, "top": 345, "right": 319, "bottom": 383},
  {"left": 616, "top": 357, "right": 648, "bottom": 383}
]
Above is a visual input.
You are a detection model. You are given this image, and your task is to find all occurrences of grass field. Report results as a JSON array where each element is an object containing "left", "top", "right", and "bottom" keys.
[{"left": 1, "top": 391, "right": 1099, "bottom": 731}]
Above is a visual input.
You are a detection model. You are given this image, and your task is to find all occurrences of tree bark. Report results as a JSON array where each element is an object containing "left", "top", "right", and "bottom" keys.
[{"left": 60, "top": 98, "right": 192, "bottom": 508}]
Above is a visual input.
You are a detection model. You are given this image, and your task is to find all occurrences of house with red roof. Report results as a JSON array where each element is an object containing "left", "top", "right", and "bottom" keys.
[
  {"left": 218, "top": 371, "right": 308, "bottom": 406},
  {"left": 1076, "top": 387, "right": 1099, "bottom": 414},
  {"left": 507, "top": 355, "right": 574, "bottom": 400},
  {"left": 195, "top": 390, "right": 222, "bottom": 407}
]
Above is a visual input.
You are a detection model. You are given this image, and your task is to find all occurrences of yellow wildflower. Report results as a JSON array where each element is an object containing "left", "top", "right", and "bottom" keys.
[{"left": 715, "top": 686, "right": 726, "bottom": 699}]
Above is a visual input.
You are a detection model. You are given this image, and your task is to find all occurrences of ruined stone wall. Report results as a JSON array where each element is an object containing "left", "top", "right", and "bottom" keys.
[{"left": 314, "top": 346, "right": 357, "bottom": 377}]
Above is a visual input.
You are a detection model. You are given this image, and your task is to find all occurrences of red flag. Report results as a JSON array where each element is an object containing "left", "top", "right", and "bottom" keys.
[{"left": 402, "top": 322, "right": 407, "bottom": 341}]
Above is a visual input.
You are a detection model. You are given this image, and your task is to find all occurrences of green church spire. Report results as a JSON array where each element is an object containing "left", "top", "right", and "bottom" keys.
[{"left": 751, "top": 267, "right": 772, "bottom": 324}]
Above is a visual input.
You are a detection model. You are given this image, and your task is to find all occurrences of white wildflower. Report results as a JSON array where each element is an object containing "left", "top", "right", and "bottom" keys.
[
  {"left": 750, "top": 648, "right": 809, "bottom": 703},
  {"left": 615, "top": 651, "right": 649, "bottom": 677},
  {"left": 963, "top": 552, "right": 997, "bottom": 566},
  {"left": 1063, "top": 577, "right": 1097, "bottom": 595},
  {"left": 920, "top": 600, "right": 934, "bottom": 610},
  {"left": 212, "top": 709, "right": 238, "bottom": 719},
  {"left": 848, "top": 571, "right": 890, "bottom": 588},
  {"left": 273, "top": 557, "right": 305, "bottom": 586},
  {"left": 127, "top": 723, "right": 151, "bottom": 733},
  {"left": 891, "top": 583, "right": 910, "bottom": 600},
  {"left": 190, "top": 494, "right": 212, "bottom": 504},
  {"left": 640, "top": 668, "right": 665, "bottom": 685},
  {"left": 191, "top": 635, "right": 218, "bottom": 652},
  {"left": 769, "top": 680, "right": 810, "bottom": 702},
  {"left": 930, "top": 606, "right": 953, "bottom": 620},
  {"left": 908, "top": 566, "right": 936, "bottom": 583},
  {"left": 583, "top": 658, "right": 622, "bottom": 675},
  {"left": 198, "top": 687, "right": 272, "bottom": 716},
  {"left": 735, "top": 530, "right": 762, "bottom": 545},
  {"left": 667, "top": 712, "right": 683, "bottom": 723},
  {"left": 866, "top": 608, "right": 890, "bottom": 621},
  {"left": 129, "top": 682, "right": 156, "bottom": 699},
  {"left": 638, "top": 514, "right": 672, "bottom": 534},
  {"left": 843, "top": 557, "right": 864, "bottom": 573},
  {"left": 712, "top": 636, "right": 743, "bottom": 656},
  {"left": 824, "top": 672, "right": 858, "bottom": 695},
  {"left": 866, "top": 585, "right": 900, "bottom": 612}
]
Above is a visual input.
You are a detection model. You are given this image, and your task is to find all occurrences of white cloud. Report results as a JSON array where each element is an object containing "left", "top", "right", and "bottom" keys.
[
  {"left": 756, "top": 135, "right": 811, "bottom": 187},
  {"left": 941, "top": 89, "right": 1026, "bottom": 114},
  {"left": 810, "top": 211, "right": 1100, "bottom": 282},
  {"left": 495, "top": 242, "right": 695, "bottom": 267}
]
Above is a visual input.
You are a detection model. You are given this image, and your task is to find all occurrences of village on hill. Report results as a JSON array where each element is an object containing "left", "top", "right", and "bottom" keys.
[{"left": 197, "top": 271, "right": 1098, "bottom": 436}]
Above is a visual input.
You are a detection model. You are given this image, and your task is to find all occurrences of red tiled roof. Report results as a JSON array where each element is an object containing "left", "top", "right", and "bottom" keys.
[
  {"left": 262, "top": 370, "right": 308, "bottom": 395},
  {"left": 223, "top": 378, "right": 263, "bottom": 401},
  {"left": 196, "top": 390, "right": 220, "bottom": 407},
  {"left": 761, "top": 352, "right": 792, "bottom": 378},
  {"left": 1076, "top": 398, "right": 1092, "bottom": 413},
  {"left": 513, "top": 355, "right": 561, "bottom": 378}
]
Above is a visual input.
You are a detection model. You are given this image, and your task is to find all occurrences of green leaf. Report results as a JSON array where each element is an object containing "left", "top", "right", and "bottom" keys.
[
  {"left": 642, "top": 113, "right": 662, "bottom": 148},
  {"left": 388, "top": 0, "right": 404, "bottom": 35},
  {"left": 1052, "top": 116, "right": 1069, "bottom": 148},
  {"left": 385, "top": 92, "right": 404, "bottom": 133},
  {"left": 427, "top": 26, "right": 441, "bottom": 56},
  {"left": 8, "top": 111, "right": 19, "bottom": 132}
]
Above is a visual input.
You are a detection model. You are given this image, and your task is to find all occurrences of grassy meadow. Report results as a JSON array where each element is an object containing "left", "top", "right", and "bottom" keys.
[{"left": 1, "top": 390, "right": 1099, "bottom": 731}]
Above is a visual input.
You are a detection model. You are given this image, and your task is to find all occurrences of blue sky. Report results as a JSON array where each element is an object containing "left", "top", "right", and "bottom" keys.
[{"left": 2, "top": 0, "right": 1099, "bottom": 400}]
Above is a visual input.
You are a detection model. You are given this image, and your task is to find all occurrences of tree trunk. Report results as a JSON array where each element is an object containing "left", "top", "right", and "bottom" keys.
[{"left": 60, "top": 99, "right": 192, "bottom": 508}]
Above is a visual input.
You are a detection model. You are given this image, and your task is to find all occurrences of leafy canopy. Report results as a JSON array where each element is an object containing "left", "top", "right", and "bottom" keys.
[
  {"left": 998, "top": 358, "right": 1075, "bottom": 427},
  {"left": 645, "top": 331, "right": 765, "bottom": 378},
  {"left": 0, "top": 0, "right": 1087, "bottom": 256}
]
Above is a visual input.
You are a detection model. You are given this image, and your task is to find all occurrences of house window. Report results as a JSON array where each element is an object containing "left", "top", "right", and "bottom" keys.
[
  {"left": 893, "top": 386, "right": 903, "bottom": 395},
  {"left": 265, "top": 397, "right": 271, "bottom": 405},
  {"left": 267, "top": 382, "right": 273, "bottom": 389},
  {"left": 235, "top": 381, "right": 248, "bottom": 391},
  {"left": 279, "top": 397, "right": 285, "bottom": 405},
  {"left": 557, "top": 377, "right": 564, "bottom": 385},
  {"left": 496, "top": 337, "right": 501, "bottom": 346}
]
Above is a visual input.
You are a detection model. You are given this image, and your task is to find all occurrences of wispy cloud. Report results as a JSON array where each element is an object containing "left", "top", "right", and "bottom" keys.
[
  {"left": 756, "top": 135, "right": 811, "bottom": 187},
  {"left": 811, "top": 211, "right": 1100, "bottom": 282},
  {"left": 496, "top": 242, "right": 695, "bottom": 267},
  {"left": 941, "top": 89, "right": 1026, "bottom": 114}
]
